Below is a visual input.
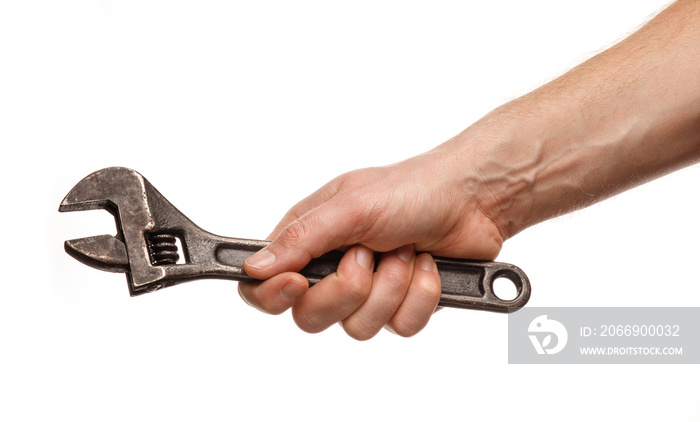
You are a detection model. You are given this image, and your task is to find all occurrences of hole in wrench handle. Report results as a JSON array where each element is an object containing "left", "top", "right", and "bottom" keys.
[
  {"left": 432, "top": 257, "right": 531, "bottom": 312},
  {"left": 217, "top": 245, "right": 530, "bottom": 312}
]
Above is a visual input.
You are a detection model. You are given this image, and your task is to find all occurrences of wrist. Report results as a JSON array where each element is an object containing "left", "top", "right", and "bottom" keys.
[
  {"left": 444, "top": 90, "right": 637, "bottom": 239},
  {"left": 446, "top": 103, "right": 554, "bottom": 239}
]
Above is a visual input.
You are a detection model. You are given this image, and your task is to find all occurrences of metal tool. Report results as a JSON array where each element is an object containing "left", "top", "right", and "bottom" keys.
[{"left": 59, "top": 167, "right": 530, "bottom": 312}]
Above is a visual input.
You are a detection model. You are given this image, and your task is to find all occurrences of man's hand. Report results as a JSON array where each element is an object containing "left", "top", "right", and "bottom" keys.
[
  {"left": 239, "top": 0, "right": 700, "bottom": 339},
  {"left": 240, "top": 156, "right": 506, "bottom": 340}
]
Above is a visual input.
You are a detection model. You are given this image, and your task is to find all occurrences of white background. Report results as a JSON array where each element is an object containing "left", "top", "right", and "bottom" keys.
[{"left": 2, "top": 1, "right": 699, "bottom": 420}]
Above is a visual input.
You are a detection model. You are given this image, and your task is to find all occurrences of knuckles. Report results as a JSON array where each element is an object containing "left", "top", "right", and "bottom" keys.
[
  {"left": 339, "top": 271, "right": 373, "bottom": 303},
  {"left": 237, "top": 281, "right": 291, "bottom": 316},
  {"left": 386, "top": 320, "right": 421, "bottom": 338},
  {"left": 292, "top": 308, "right": 332, "bottom": 334},
  {"left": 416, "top": 276, "right": 442, "bottom": 304},
  {"left": 342, "top": 322, "right": 380, "bottom": 341},
  {"left": 276, "top": 219, "right": 310, "bottom": 249}
]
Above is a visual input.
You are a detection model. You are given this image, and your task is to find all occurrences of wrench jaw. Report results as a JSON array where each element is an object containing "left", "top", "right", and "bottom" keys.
[
  {"left": 59, "top": 167, "right": 177, "bottom": 295},
  {"left": 64, "top": 235, "right": 129, "bottom": 273},
  {"left": 61, "top": 231, "right": 170, "bottom": 295},
  {"left": 59, "top": 167, "right": 226, "bottom": 296}
]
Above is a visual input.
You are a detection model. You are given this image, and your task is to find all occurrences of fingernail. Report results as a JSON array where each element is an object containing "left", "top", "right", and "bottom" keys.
[
  {"left": 396, "top": 245, "right": 413, "bottom": 263},
  {"left": 417, "top": 254, "right": 436, "bottom": 272},
  {"left": 281, "top": 280, "right": 306, "bottom": 301},
  {"left": 355, "top": 246, "right": 374, "bottom": 271},
  {"left": 246, "top": 249, "right": 276, "bottom": 269}
]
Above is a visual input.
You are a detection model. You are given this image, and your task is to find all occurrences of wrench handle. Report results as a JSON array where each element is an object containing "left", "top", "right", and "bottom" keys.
[{"left": 215, "top": 243, "right": 530, "bottom": 313}]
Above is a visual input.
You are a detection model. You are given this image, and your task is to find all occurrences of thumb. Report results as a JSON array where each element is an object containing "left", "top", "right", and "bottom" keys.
[{"left": 243, "top": 202, "right": 357, "bottom": 279}]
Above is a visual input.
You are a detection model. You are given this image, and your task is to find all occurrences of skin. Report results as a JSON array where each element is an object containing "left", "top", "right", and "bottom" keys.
[{"left": 240, "top": 0, "right": 700, "bottom": 340}]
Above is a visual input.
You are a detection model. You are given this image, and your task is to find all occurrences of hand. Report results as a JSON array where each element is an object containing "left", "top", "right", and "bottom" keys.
[
  {"left": 239, "top": 151, "right": 506, "bottom": 340},
  {"left": 240, "top": 0, "right": 700, "bottom": 340}
]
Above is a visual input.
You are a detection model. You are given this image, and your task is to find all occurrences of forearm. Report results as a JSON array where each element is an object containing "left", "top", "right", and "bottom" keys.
[
  {"left": 240, "top": 0, "right": 699, "bottom": 338},
  {"left": 444, "top": 0, "right": 700, "bottom": 239}
]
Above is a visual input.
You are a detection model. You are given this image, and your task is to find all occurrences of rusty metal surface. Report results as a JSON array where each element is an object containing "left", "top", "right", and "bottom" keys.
[{"left": 59, "top": 167, "right": 531, "bottom": 312}]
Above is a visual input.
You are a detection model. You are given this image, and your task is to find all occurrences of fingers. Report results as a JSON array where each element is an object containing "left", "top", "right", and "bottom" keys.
[
  {"left": 237, "top": 272, "right": 309, "bottom": 315},
  {"left": 243, "top": 201, "right": 359, "bottom": 280},
  {"left": 385, "top": 253, "right": 442, "bottom": 337},
  {"left": 289, "top": 244, "right": 442, "bottom": 340},
  {"left": 341, "top": 249, "right": 442, "bottom": 339},
  {"left": 338, "top": 245, "right": 415, "bottom": 340},
  {"left": 239, "top": 243, "right": 441, "bottom": 339},
  {"left": 291, "top": 245, "right": 375, "bottom": 333}
]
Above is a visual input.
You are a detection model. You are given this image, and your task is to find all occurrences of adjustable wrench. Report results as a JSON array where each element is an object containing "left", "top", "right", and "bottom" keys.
[{"left": 59, "top": 167, "right": 530, "bottom": 312}]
